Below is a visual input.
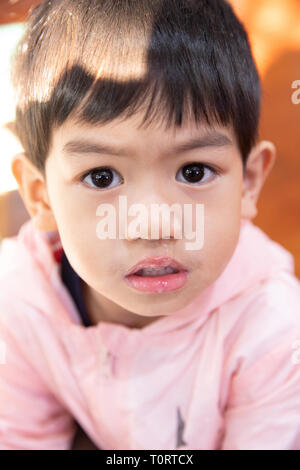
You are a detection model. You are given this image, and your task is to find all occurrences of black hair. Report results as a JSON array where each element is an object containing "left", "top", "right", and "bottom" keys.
[{"left": 10, "top": 0, "right": 261, "bottom": 175}]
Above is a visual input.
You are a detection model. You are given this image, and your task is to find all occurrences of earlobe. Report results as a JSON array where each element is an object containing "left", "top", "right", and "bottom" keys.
[
  {"left": 32, "top": 210, "right": 58, "bottom": 232},
  {"left": 241, "top": 140, "right": 276, "bottom": 221},
  {"left": 11, "top": 152, "right": 58, "bottom": 232}
]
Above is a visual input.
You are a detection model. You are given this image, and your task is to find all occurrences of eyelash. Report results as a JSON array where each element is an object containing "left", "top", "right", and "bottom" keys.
[{"left": 79, "top": 163, "right": 219, "bottom": 190}]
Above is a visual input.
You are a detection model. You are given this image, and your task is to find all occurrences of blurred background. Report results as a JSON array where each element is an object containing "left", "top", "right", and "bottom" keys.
[{"left": 0, "top": 0, "right": 299, "bottom": 276}]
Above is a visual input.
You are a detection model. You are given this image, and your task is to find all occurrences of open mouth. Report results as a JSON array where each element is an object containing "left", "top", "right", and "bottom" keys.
[
  {"left": 133, "top": 266, "right": 180, "bottom": 277},
  {"left": 124, "top": 257, "right": 189, "bottom": 293}
]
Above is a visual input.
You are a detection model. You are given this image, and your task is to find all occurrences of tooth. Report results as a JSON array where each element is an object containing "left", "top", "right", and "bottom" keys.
[{"left": 139, "top": 267, "right": 175, "bottom": 276}]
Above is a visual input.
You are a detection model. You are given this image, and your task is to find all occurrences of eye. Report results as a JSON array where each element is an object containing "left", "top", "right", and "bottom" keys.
[
  {"left": 80, "top": 167, "right": 123, "bottom": 190},
  {"left": 176, "top": 162, "right": 218, "bottom": 185}
]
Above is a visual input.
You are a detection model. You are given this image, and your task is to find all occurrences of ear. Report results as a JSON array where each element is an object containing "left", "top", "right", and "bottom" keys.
[
  {"left": 241, "top": 141, "right": 276, "bottom": 221},
  {"left": 11, "top": 152, "right": 57, "bottom": 232}
]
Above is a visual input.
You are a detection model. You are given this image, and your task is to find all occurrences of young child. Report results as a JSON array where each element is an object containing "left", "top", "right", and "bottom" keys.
[{"left": 0, "top": 0, "right": 300, "bottom": 450}]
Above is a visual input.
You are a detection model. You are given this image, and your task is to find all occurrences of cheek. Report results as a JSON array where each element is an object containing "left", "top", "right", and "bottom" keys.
[
  {"left": 47, "top": 174, "right": 100, "bottom": 241},
  {"left": 59, "top": 214, "right": 118, "bottom": 291},
  {"left": 199, "top": 214, "right": 240, "bottom": 287},
  {"left": 205, "top": 165, "right": 243, "bottom": 226},
  {"left": 199, "top": 178, "right": 242, "bottom": 282},
  {"left": 46, "top": 179, "right": 117, "bottom": 280},
  {"left": 74, "top": 238, "right": 117, "bottom": 285}
]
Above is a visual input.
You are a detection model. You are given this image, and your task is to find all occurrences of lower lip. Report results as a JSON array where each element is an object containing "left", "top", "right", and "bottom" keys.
[{"left": 124, "top": 270, "right": 189, "bottom": 293}]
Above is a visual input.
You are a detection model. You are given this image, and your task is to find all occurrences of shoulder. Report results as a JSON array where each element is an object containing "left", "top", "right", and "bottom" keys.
[
  {"left": 0, "top": 225, "right": 67, "bottom": 330},
  {"left": 220, "top": 273, "right": 300, "bottom": 410},
  {"left": 222, "top": 271, "right": 300, "bottom": 373},
  {"left": 0, "top": 218, "right": 59, "bottom": 296},
  {"left": 243, "top": 271, "right": 300, "bottom": 330}
]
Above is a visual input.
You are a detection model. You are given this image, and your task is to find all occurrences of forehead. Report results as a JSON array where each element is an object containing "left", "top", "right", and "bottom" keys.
[{"left": 50, "top": 110, "right": 239, "bottom": 158}]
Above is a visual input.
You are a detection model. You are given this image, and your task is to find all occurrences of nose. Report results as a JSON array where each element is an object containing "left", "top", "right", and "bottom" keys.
[{"left": 121, "top": 194, "right": 183, "bottom": 242}]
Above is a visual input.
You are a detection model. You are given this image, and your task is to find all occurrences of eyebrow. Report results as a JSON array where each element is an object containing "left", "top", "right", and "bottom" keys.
[{"left": 62, "top": 131, "right": 233, "bottom": 158}]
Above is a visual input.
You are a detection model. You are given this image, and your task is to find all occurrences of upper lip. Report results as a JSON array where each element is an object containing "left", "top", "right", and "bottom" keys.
[{"left": 125, "top": 256, "right": 188, "bottom": 276}]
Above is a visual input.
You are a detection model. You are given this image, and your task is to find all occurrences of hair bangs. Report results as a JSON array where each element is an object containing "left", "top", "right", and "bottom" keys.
[{"left": 10, "top": 0, "right": 261, "bottom": 173}]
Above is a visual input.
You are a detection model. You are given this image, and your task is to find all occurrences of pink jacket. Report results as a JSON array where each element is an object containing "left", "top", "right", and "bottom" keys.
[{"left": 0, "top": 217, "right": 300, "bottom": 450}]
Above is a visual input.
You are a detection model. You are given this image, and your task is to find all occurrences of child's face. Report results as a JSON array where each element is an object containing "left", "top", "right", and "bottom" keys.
[{"left": 14, "top": 110, "right": 275, "bottom": 327}]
